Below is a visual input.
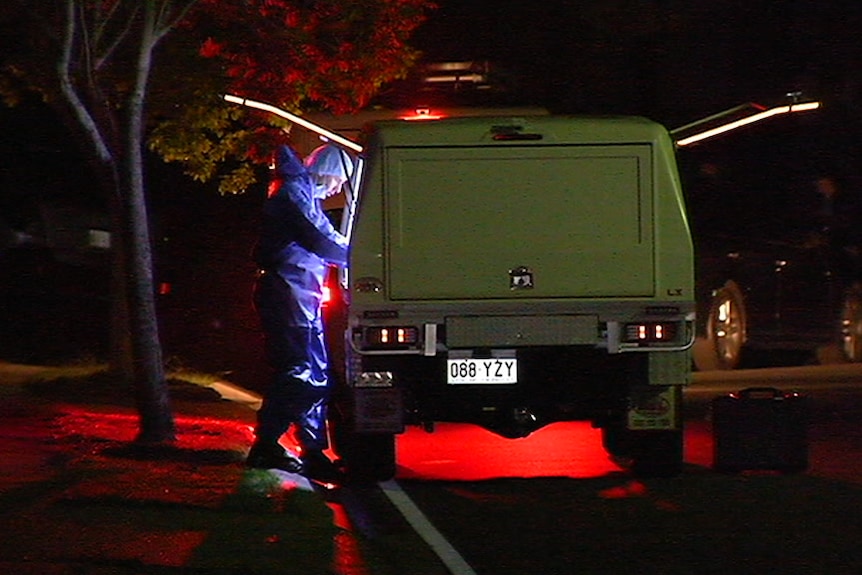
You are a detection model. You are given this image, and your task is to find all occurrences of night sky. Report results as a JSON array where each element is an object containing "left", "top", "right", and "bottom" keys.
[
  {"left": 4, "top": 1, "right": 862, "bottom": 200},
  {"left": 408, "top": 0, "right": 862, "bottom": 126}
]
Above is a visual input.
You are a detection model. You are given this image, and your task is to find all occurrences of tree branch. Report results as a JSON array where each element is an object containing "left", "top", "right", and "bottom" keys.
[
  {"left": 152, "top": 0, "right": 200, "bottom": 45},
  {"left": 57, "top": 0, "right": 113, "bottom": 164},
  {"left": 92, "top": 0, "right": 141, "bottom": 71}
]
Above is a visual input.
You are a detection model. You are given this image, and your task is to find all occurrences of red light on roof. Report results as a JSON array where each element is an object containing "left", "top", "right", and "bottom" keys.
[{"left": 399, "top": 107, "right": 444, "bottom": 121}]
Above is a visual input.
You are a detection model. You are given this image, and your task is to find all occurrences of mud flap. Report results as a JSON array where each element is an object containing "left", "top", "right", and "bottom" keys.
[
  {"left": 625, "top": 386, "right": 683, "bottom": 477},
  {"left": 350, "top": 386, "right": 405, "bottom": 434},
  {"left": 330, "top": 385, "right": 402, "bottom": 483},
  {"left": 627, "top": 385, "right": 678, "bottom": 430}
]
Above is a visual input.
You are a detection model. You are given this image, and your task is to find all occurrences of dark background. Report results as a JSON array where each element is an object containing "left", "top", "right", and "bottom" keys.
[
  {"left": 409, "top": 0, "right": 862, "bottom": 123},
  {"left": 2, "top": 0, "right": 861, "bottom": 389}
]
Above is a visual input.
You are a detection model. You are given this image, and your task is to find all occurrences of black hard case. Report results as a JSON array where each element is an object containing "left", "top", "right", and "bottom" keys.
[{"left": 712, "top": 387, "right": 808, "bottom": 473}]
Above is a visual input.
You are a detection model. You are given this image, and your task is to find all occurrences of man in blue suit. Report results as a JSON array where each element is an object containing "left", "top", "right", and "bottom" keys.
[{"left": 247, "top": 143, "right": 353, "bottom": 482}]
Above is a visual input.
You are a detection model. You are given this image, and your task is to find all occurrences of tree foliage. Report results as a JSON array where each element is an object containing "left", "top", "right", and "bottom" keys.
[{"left": 148, "top": 0, "right": 434, "bottom": 194}]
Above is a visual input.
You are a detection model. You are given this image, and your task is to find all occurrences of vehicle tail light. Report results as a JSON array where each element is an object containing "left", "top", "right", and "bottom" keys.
[
  {"left": 623, "top": 322, "right": 678, "bottom": 344},
  {"left": 364, "top": 326, "right": 419, "bottom": 349},
  {"left": 322, "top": 265, "right": 340, "bottom": 307}
]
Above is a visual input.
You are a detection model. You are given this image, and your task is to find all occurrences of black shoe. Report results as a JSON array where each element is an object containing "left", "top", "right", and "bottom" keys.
[
  {"left": 301, "top": 450, "right": 344, "bottom": 484},
  {"left": 246, "top": 442, "right": 303, "bottom": 473}
]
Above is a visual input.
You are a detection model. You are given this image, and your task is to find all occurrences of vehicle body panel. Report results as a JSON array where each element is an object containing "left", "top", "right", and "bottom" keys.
[{"left": 385, "top": 145, "right": 654, "bottom": 299}]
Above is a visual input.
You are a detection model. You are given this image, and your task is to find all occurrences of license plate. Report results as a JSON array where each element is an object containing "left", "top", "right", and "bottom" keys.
[{"left": 447, "top": 358, "right": 517, "bottom": 384}]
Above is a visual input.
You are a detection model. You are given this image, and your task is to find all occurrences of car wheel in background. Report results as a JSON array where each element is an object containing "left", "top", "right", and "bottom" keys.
[{"left": 693, "top": 281, "right": 747, "bottom": 371}]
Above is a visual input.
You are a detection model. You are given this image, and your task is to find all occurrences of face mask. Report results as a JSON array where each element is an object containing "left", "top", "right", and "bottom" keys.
[
  {"left": 312, "top": 175, "right": 343, "bottom": 199},
  {"left": 312, "top": 180, "right": 330, "bottom": 199}
]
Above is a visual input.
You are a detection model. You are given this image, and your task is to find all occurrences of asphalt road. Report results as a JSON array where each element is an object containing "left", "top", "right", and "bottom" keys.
[{"left": 346, "top": 364, "right": 862, "bottom": 575}]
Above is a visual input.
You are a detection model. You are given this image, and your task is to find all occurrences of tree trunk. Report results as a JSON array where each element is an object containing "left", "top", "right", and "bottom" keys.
[
  {"left": 107, "top": 172, "right": 135, "bottom": 384},
  {"left": 53, "top": 0, "right": 188, "bottom": 443},
  {"left": 124, "top": 1, "right": 175, "bottom": 443}
]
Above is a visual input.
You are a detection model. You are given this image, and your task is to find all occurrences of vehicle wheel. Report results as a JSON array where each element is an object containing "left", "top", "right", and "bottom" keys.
[
  {"left": 334, "top": 430, "right": 396, "bottom": 484},
  {"left": 602, "top": 424, "right": 683, "bottom": 478},
  {"left": 693, "top": 281, "right": 747, "bottom": 371},
  {"left": 630, "top": 430, "right": 684, "bottom": 478},
  {"left": 601, "top": 421, "right": 629, "bottom": 459},
  {"left": 329, "top": 400, "right": 397, "bottom": 484},
  {"left": 841, "top": 283, "right": 862, "bottom": 362}
]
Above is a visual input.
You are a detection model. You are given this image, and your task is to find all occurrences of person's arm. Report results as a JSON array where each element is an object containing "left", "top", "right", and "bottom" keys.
[
  {"left": 293, "top": 201, "right": 348, "bottom": 265},
  {"left": 267, "top": 182, "right": 347, "bottom": 265}
]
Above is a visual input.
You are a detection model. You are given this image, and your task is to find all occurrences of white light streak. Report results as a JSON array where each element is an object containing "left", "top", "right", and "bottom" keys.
[
  {"left": 223, "top": 94, "right": 363, "bottom": 153},
  {"left": 676, "top": 101, "right": 821, "bottom": 147}
]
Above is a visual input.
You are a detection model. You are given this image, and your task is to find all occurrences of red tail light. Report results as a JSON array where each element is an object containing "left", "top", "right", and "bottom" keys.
[
  {"left": 623, "top": 322, "right": 678, "bottom": 344},
  {"left": 364, "top": 326, "right": 420, "bottom": 349}
]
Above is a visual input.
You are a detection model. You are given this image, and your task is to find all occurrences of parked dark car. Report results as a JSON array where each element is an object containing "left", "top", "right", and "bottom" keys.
[{"left": 680, "top": 112, "right": 862, "bottom": 370}]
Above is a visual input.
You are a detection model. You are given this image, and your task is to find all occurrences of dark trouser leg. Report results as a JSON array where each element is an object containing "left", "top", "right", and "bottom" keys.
[
  {"left": 256, "top": 371, "right": 327, "bottom": 444},
  {"left": 296, "top": 321, "right": 331, "bottom": 451},
  {"left": 253, "top": 274, "right": 331, "bottom": 449},
  {"left": 297, "top": 399, "right": 329, "bottom": 452}
]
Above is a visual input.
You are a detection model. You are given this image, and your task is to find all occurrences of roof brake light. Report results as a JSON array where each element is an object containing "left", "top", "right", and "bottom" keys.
[{"left": 400, "top": 108, "right": 444, "bottom": 121}]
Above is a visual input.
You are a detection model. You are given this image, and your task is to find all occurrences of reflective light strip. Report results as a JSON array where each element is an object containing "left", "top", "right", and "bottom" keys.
[
  {"left": 675, "top": 101, "right": 820, "bottom": 147},
  {"left": 424, "top": 324, "right": 437, "bottom": 357},
  {"left": 223, "top": 94, "right": 363, "bottom": 153}
]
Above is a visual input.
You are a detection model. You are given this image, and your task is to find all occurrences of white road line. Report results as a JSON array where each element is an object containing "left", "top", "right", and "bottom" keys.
[{"left": 379, "top": 479, "right": 478, "bottom": 575}]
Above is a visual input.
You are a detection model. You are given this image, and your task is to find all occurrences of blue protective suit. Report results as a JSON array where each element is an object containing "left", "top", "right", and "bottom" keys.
[{"left": 253, "top": 145, "right": 348, "bottom": 451}]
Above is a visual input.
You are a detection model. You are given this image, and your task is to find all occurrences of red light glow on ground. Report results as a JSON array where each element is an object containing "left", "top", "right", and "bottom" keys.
[
  {"left": 55, "top": 407, "right": 255, "bottom": 451},
  {"left": 395, "top": 421, "right": 623, "bottom": 481}
]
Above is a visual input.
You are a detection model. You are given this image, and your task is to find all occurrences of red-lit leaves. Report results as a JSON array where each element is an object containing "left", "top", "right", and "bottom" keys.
[
  {"left": 195, "top": 0, "right": 435, "bottom": 114},
  {"left": 150, "top": 0, "right": 435, "bottom": 191}
]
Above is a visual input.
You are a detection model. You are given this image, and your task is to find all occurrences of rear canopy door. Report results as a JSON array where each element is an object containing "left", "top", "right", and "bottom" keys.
[{"left": 385, "top": 145, "right": 654, "bottom": 300}]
